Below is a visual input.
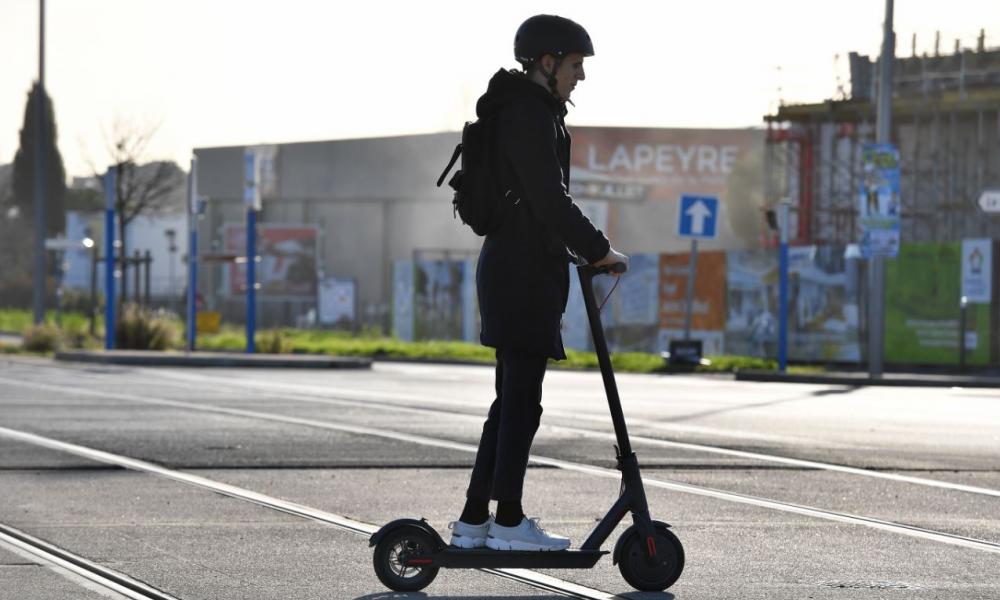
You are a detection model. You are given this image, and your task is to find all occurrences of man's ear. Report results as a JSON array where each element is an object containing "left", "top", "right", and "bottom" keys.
[{"left": 538, "top": 54, "right": 556, "bottom": 74}]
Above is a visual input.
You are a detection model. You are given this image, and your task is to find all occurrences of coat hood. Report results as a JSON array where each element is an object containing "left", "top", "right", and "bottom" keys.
[{"left": 476, "top": 69, "right": 566, "bottom": 119}]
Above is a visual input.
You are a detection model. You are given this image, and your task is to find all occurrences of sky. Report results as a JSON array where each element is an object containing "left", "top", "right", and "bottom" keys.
[{"left": 1, "top": 0, "right": 997, "bottom": 178}]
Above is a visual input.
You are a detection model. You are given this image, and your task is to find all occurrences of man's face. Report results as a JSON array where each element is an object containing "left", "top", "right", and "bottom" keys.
[{"left": 542, "top": 53, "right": 586, "bottom": 102}]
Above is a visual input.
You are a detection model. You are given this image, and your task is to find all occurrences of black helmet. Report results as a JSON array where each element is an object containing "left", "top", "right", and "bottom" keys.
[{"left": 514, "top": 15, "right": 594, "bottom": 68}]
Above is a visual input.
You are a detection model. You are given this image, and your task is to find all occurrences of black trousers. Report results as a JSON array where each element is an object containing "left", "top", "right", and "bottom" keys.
[{"left": 465, "top": 348, "right": 547, "bottom": 502}]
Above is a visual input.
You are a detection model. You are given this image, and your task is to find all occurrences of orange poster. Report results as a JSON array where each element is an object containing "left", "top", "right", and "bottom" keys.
[{"left": 658, "top": 251, "right": 726, "bottom": 332}]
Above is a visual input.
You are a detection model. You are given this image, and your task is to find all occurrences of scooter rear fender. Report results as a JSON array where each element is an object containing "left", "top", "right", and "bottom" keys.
[{"left": 368, "top": 518, "right": 445, "bottom": 550}]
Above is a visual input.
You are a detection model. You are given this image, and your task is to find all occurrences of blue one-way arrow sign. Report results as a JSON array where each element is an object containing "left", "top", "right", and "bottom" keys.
[{"left": 678, "top": 195, "right": 719, "bottom": 239}]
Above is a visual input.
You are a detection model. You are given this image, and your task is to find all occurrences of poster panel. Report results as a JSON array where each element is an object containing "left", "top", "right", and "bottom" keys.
[
  {"left": 562, "top": 272, "right": 591, "bottom": 352},
  {"left": 786, "top": 245, "right": 860, "bottom": 361},
  {"left": 961, "top": 238, "right": 992, "bottom": 304},
  {"left": 725, "top": 247, "right": 860, "bottom": 360},
  {"left": 318, "top": 277, "right": 356, "bottom": 325},
  {"left": 414, "top": 259, "right": 465, "bottom": 341},
  {"left": 885, "top": 242, "right": 990, "bottom": 365},
  {"left": 462, "top": 258, "right": 478, "bottom": 343},
  {"left": 658, "top": 251, "right": 726, "bottom": 354},
  {"left": 224, "top": 225, "right": 317, "bottom": 296},
  {"left": 392, "top": 260, "right": 414, "bottom": 342}
]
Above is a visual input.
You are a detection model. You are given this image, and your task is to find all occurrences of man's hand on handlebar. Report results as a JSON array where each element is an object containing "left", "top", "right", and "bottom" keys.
[{"left": 592, "top": 247, "right": 629, "bottom": 273}]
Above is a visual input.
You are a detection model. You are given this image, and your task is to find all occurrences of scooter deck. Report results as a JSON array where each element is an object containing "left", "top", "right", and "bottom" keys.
[{"left": 409, "top": 548, "right": 607, "bottom": 569}]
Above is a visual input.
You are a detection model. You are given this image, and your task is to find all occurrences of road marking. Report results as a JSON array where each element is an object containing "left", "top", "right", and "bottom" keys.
[
  {"left": 112, "top": 370, "right": 1000, "bottom": 500},
  {"left": 2, "top": 377, "right": 1000, "bottom": 556},
  {"left": 0, "top": 523, "right": 180, "bottom": 600}
]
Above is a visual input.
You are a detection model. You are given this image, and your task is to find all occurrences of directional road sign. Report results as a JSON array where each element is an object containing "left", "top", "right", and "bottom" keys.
[
  {"left": 678, "top": 195, "right": 719, "bottom": 239},
  {"left": 977, "top": 189, "right": 1000, "bottom": 213}
]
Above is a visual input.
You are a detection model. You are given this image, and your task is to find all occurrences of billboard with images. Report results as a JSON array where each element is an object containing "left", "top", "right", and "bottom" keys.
[
  {"left": 223, "top": 225, "right": 317, "bottom": 297},
  {"left": 725, "top": 247, "right": 860, "bottom": 361}
]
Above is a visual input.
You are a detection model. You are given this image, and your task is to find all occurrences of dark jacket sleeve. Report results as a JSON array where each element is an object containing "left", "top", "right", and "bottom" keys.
[{"left": 500, "top": 100, "right": 610, "bottom": 263}]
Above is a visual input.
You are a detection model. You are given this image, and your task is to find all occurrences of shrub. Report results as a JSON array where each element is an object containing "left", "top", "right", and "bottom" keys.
[
  {"left": 62, "top": 320, "right": 94, "bottom": 349},
  {"left": 22, "top": 323, "right": 62, "bottom": 352},
  {"left": 256, "top": 328, "right": 291, "bottom": 354},
  {"left": 115, "top": 304, "right": 179, "bottom": 350}
]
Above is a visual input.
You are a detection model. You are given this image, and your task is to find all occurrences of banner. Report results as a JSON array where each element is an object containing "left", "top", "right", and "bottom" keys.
[
  {"left": 885, "top": 242, "right": 989, "bottom": 365},
  {"left": 658, "top": 251, "right": 726, "bottom": 355},
  {"left": 224, "top": 225, "right": 317, "bottom": 296},
  {"left": 858, "top": 143, "right": 901, "bottom": 258}
]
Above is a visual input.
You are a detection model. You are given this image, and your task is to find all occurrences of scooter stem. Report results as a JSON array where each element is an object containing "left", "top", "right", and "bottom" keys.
[{"left": 577, "top": 265, "right": 633, "bottom": 457}]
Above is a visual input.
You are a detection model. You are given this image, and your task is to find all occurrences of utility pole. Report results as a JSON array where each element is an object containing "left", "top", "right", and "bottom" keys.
[
  {"left": 32, "top": 0, "right": 47, "bottom": 324},
  {"left": 869, "top": 0, "right": 894, "bottom": 378}
]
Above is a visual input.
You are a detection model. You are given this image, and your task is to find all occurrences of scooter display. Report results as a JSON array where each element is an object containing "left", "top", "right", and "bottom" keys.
[{"left": 369, "top": 263, "right": 684, "bottom": 592}]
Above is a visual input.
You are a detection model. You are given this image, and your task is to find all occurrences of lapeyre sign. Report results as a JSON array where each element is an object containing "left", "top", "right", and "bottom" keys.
[{"left": 570, "top": 127, "right": 755, "bottom": 201}]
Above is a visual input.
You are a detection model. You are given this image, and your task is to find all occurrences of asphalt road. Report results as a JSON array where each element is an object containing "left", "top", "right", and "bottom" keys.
[{"left": 1, "top": 355, "right": 998, "bottom": 599}]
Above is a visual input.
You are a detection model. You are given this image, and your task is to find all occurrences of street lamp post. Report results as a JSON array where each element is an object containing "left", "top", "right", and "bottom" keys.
[
  {"left": 32, "top": 0, "right": 47, "bottom": 325},
  {"left": 868, "top": 0, "right": 895, "bottom": 379}
]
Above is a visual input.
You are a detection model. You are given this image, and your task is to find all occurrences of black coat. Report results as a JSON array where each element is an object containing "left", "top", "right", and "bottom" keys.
[{"left": 475, "top": 69, "right": 610, "bottom": 359}]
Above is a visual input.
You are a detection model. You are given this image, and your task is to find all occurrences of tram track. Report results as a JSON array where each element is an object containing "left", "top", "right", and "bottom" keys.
[
  {"left": 0, "top": 424, "right": 621, "bottom": 600},
  {"left": 2, "top": 376, "right": 1000, "bottom": 556},
  {"left": 0, "top": 522, "right": 180, "bottom": 600},
  {"left": 104, "top": 368, "right": 1000, "bottom": 500}
]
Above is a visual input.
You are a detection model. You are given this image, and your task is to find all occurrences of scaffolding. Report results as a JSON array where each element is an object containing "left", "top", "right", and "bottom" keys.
[{"left": 764, "top": 34, "right": 1000, "bottom": 246}]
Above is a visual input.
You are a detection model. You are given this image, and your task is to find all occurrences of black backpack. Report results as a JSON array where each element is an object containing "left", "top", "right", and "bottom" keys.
[{"left": 437, "top": 118, "right": 509, "bottom": 236}]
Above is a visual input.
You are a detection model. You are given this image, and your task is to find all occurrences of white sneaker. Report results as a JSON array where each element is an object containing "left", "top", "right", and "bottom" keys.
[
  {"left": 448, "top": 515, "right": 493, "bottom": 548},
  {"left": 486, "top": 517, "right": 571, "bottom": 551}
]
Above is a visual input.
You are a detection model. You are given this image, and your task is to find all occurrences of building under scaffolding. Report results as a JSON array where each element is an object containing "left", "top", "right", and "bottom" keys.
[{"left": 764, "top": 31, "right": 1000, "bottom": 246}]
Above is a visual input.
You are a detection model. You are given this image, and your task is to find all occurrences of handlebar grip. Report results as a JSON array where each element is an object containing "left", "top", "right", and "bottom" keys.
[{"left": 578, "top": 262, "right": 628, "bottom": 277}]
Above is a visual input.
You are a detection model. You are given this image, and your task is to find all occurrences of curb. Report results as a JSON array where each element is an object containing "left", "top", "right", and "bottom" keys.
[
  {"left": 54, "top": 350, "right": 372, "bottom": 369},
  {"left": 735, "top": 369, "right": 1000, "bottom": 388}
]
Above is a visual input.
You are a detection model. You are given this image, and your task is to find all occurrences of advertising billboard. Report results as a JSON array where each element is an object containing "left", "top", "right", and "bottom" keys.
[
  {"left": 223, "top": 225, "right": 318, "bottom": 297},
  {"left": 885, "top": 242, "right": 990, "bottom": 365},
  {"left": 725, "top": 247, "right": 860, "bottom": 360}
]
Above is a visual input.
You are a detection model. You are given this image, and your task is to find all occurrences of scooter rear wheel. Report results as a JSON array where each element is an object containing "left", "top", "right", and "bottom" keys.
[
  {"left": 617, "top": 523, "right": 684, "bottom": 591},
  {"left": 372, "top": 527, "right": 439, "bottom": 592}
]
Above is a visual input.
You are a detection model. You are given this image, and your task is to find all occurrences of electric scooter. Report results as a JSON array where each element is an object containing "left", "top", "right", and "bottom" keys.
[{"left": 369, "top": 263, "right": 684, "bottom": 592}]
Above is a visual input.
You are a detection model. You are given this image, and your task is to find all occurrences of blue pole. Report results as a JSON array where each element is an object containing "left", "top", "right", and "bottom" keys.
[
  {"left": 778, "top": 241, "right": 789, "bottom": 371},
  {"left": 186, "top": 158, "right": 198, "bottom": 352},
  {"left": 777, "top": 202, "right": 790, "bottom": 372},
  {"left": 187, "top": 227, "right": 198, "bottom": 351},
  {"left": 246, "top": 208, "right": 256, "bottom": 353},
  {"left": 103, "top": 169, "right": 116, "bottom": 350}
]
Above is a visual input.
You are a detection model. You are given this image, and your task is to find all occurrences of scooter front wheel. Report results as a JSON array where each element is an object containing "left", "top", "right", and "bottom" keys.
[
  {"left": 372, "top": 527, "right": 439, "bottom": 592},
  {"left": 616, "top": 523, "right": 684, "bottom": 591}
]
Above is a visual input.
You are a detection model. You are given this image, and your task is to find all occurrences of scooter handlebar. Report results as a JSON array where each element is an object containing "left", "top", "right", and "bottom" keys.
[{"left": 577, "top": 262, "right": 627, "bottom": 277}]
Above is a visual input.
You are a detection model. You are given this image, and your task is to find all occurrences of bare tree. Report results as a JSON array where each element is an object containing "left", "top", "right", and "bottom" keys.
[{"left": 90, "top": 118, "right": 184, "bottom": 304}]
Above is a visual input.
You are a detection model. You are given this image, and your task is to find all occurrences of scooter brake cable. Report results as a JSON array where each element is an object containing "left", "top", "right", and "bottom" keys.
[{"left": 597, "top": 275, "right": 621, "bottom": 311}]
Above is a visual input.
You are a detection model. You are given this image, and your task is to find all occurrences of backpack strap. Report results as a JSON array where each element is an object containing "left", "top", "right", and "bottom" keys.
[{"left": 437, "top": 143, "right": 462, "bottom": 187}]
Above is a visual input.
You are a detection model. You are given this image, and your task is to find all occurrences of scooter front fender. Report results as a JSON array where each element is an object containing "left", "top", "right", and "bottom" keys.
[{"left": 612, "top": 520, "right": 673, "bottom": 565}]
